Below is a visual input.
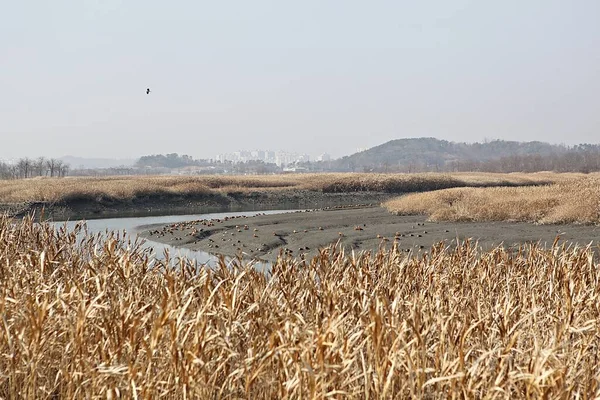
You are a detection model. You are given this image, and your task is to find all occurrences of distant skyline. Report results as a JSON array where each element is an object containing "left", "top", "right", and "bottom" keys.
[{"left": 2, "top": 1, "right": 599, "bottom": 160}]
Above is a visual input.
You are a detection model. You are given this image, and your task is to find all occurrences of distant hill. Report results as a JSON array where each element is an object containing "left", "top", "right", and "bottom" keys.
[
  {"left": 60, "top": 156, "right": 135, "bottom": 169},
  {"left": 332, "top": 138, "right": 579, "bottom": 172}
]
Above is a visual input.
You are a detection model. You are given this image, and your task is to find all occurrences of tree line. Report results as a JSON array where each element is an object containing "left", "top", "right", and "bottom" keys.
[
  {"left": 0, "top": 157, "right": 70, "bottom": 179},
  {"left": 331, "top": 138, "right": 600, "bottom": 173},
  {"left": 135, "top": 153, "right": 207, "bottom": 169},
  {"left": 446, "top": 148, "right": 600, "bottom": 174},
  {"left": 345, "top": 150, "right": 600, "bottom": 174}
]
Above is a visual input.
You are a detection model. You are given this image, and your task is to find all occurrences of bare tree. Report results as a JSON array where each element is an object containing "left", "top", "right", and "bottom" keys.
[
  {"left": 34, "top": 157, "right": 47, "bottom": 176},
  {"left": 54, "top": 160, "right": 64, "bottom": 177},
  {"left": 59, "top": 163, "right": 69, "bottom": 177},
  {"left": 0, "top": 161, "right": 10, "bottom": 179},
  {"left": 46, "top": 158, "right": 58, "bottom": 177},
  {"left": 17, "top": 158, "right": 32, "bottom": 178}
]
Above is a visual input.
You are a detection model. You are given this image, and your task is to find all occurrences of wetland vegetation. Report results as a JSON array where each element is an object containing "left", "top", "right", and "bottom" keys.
[
  {"left": 2, "top": 214, "right": 600, "bottom": 398},
  {"left": 385, "top": 173, "right": 600, "bottom": 224},
  {"left": 0, "top": 172, "right": 557, "bottom": 220},
  {"left": 2, "top": 171, "right": 600, "bottom": 398}
]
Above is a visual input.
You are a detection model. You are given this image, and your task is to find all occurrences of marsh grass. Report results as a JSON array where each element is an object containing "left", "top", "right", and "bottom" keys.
[
  {"left": 385, "top": 174, "right": 600, "bottom": 224},
  {"left": 0, "top": 172, "right": 558, "bottom": 205},
  {"left": 2, "top": 215, "right": 600, "bottom": 398}
]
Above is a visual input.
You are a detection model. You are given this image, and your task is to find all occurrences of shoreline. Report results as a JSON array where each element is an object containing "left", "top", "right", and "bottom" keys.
[
  {"left": 138, "top": 206, "right": 600, "bottom": 263},
  {"left": 0, "top": 190, "right": 395, "bottom": 221}
]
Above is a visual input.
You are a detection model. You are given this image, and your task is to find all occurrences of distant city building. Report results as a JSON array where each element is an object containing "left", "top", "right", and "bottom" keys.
[
  {"left": 283, "top": 166, "right": 308, "bottom": 173},
  {"left": 215, "top": 149, "right": 311, "bottom": 166},
  {"left": 317, "top": 153, "right": 331, "bottom": 162},
  {"left": 275, "top": 152, "right": 294, "bottom": 167}
]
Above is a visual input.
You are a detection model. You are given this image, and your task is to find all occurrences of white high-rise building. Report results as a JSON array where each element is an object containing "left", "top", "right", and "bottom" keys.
[
  {"left": 216, "top": 149, "right": 313, "bottom": 166},
  {"left": 317, "top": 153, "right": 331, "bottom": 162}
]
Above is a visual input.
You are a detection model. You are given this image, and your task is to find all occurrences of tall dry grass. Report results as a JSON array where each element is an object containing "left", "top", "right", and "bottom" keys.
[
  {"left": 0, "top": 172, "right": 560, "bottom": 204},
  {"left": 2, "top": 215, "right": 600, "bottom": 398},
  {"left": 385, "top": 174, "right": 600, "bottom": 224}
]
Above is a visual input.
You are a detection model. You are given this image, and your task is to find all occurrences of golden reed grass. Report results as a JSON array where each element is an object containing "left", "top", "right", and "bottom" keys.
[
  {"left": 2, "top": 215, "right": 600, "bottom": 398},
  {"left": 385, "top": 174, "right": 600, "bottom": 224},
  {"left": 0, "top": 172, "right": 559, "bottom": 204}
]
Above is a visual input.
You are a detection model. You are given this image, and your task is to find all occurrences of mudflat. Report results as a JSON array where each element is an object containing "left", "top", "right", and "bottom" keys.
[{"left": 138, "top": 206, "right": 600, "bottom": 263}]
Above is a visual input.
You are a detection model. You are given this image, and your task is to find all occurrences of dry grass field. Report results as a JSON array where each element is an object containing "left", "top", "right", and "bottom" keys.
[
  {"left": 2, "top": 215, "right": 600, "bottom": 398},
  {"left": 0, "top": 172, "right": 560, "bottom": 204},
  {"left": 385, "top": 174, "right": 600, "bottom": 224}
]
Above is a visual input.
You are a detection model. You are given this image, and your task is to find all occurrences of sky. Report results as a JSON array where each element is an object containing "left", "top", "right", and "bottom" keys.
[{"left": 1, "top": 1, "right": 599, "bottom": 161}]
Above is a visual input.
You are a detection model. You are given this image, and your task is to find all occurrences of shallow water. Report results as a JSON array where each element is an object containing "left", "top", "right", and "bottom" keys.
[{"left": 50, "top": 209, "right": 298, "bottom": 268}]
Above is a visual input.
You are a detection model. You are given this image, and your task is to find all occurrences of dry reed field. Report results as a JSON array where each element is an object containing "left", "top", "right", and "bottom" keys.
[
  {"left": 2, "top": 215, "right": 600, "bottom": 398},
  {"left": 385, "top": 174, "right": 600, "bottom": 224},
  {"left": 0, "top": 172, "right": 559, "bottom": 204}
]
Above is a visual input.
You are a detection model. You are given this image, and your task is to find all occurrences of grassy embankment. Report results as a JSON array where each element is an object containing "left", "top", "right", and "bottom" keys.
[
  {"left": 0, "top": 172, "right": 559, "bottom": 204},
  {"left": 2, "top": 215, "right": 600, "bottom": 398},
  {"left": 385, "top": 173, "right": 600, "bottom": 224}
]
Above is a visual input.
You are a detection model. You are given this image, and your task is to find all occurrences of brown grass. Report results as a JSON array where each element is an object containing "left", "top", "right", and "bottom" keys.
[
  {"left": 384, "top": 174, "right": 600, "bottom": 224},
  {"left": 0, "top": 172, "right": 561, "bottom": 204},
  {"left": 2, "top": 215, "right": 600, "bottom": 398}
]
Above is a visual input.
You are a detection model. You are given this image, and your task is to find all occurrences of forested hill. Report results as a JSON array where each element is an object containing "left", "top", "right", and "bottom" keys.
[{"left": 332, "top": 138, "right": 600, "bottom": 172}]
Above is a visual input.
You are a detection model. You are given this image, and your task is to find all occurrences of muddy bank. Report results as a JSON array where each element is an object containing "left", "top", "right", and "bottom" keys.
[
  {"left": 139, "top": 206, "right": 600, "bottom": 263},
  {"left": 0, "top": 191, "right": 395, "bottom": 221}
]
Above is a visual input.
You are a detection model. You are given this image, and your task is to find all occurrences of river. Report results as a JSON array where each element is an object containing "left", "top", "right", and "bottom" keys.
[{"left": 51, "top": 209, "right": 298, "bottom": 268}]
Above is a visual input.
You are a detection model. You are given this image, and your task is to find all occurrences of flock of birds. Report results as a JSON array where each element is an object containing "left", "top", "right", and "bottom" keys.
[{"left": 145, "top": 206, "right": 452, "bottom": 261}]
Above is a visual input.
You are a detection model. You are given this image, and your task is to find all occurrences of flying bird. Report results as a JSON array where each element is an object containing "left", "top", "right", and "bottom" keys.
[{"left": 146, "top": 88, "right": 151, "bottom": 94}]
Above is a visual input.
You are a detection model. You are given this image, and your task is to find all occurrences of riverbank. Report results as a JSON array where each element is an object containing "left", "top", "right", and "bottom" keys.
[
  {"left": 0, "top": 172, "right": 560, "bottom": 221},
  {"left": 138, "top": 205, "right": 600, "bottom": 263},
  {"left": 0, "top": 190, "right": 395, "bottom": 221}
]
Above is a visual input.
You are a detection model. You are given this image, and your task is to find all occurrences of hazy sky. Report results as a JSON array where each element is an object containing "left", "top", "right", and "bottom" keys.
[{"left": 2, "top": 1, "right": 599, "bottom": 160}]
